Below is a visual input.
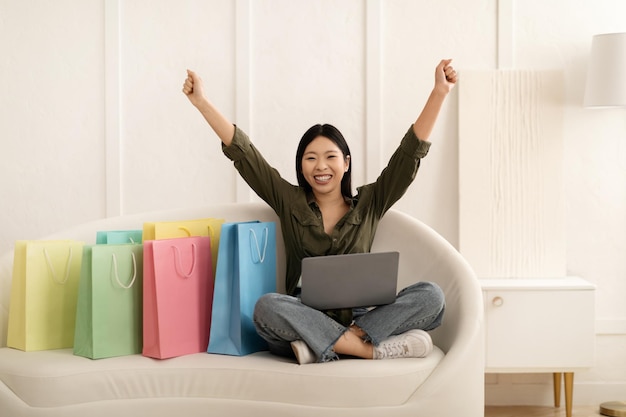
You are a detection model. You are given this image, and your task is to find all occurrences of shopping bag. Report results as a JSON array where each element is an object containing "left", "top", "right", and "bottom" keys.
[
  {"left": 143, "top": 217, "right": 224, "bottom": 276},
  {"left": 7, "top": 240, "right": 84, "bottom": 351},
  {"left": 96, "top": 230, "right": 143, "bottom": 244},
  {"left": 142, "top": 236, "right": 213, "bottom": 359},
  {"left": 73, "top": 243, "right": 143, "bottom": 359},
  {"left": 207, "top": 221, "right": 276, "bottom": 356}
]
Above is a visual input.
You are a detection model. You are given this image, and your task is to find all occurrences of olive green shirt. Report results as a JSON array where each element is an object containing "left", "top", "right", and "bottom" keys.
[{"left": 222, "top": 125, "right": 431, "bottom": 324}]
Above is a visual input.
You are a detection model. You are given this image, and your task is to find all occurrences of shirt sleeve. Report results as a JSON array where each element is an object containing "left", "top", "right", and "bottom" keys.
[
  {"left": 363, "top": 125, "right": 431, "bottom": 215},
  {"left": 221, "top": 125, "right": 252, "bottom": 161},
  {"left": 222, "top": 125, "right": 295, "bottom": 213},
  {"left": 398, "top": 125, "right": 431, "bottom": 159}
]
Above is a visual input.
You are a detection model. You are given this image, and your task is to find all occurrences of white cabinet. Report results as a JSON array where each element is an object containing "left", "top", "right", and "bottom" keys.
[{"left": 480, "top": 277, "right": 595, "bottom": 417}]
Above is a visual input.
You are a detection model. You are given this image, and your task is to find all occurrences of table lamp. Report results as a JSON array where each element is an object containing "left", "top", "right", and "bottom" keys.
[{"left": 584, "top": 32, "right": 626, "bottom": 108}]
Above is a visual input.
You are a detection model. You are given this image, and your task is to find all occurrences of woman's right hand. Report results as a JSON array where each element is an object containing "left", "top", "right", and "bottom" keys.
[{"left": 182, "top": 69, "right": 206, "bottom": 108}]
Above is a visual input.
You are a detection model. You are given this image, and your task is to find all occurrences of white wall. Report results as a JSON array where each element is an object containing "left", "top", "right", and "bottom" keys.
[
  {"left": 508, "top": 0, "right": 626, "bottom": 407},
  {"left": 1, "top": 0, "right": 625, "bottom": 406}
]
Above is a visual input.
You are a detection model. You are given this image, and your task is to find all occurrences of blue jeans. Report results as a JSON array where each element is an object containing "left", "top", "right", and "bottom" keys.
[{"left": 253, "top": 281, "right": 445, "bottom": 362}]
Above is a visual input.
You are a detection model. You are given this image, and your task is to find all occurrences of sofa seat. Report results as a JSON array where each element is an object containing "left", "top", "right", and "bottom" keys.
[{"left": 0, "top": 347, "right": 443, "bottom": 409}]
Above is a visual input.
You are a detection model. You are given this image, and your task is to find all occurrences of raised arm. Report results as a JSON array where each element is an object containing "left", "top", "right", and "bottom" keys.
[
  {"left": 412, "top": 59, "right": 458, "bottom": 141},
  {"left": 182, "top": 69, "right": 235, "bottom": 146}
]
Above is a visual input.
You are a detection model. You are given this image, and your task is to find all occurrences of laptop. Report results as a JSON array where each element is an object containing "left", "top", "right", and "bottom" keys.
[{"left": 300, "top": 251, "right": 400, "bottom": 310}]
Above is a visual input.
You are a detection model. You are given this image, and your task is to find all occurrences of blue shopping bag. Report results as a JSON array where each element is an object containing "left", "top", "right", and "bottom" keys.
[{"left": 207, "top": 221, "right": 276, "bottom": 356}]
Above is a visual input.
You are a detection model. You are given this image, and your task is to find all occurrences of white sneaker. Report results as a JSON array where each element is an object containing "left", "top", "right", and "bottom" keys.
[
  {"left": 291, "top": 340, "right": 317, "bottom": 365},
  {"left": 373, "top": 329, "right": 433, "bottom": 360}
]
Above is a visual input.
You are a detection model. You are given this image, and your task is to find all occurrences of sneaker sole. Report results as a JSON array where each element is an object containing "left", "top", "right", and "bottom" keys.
[{"left": 291, "top": 340, "right": 316, "bottom": 365}]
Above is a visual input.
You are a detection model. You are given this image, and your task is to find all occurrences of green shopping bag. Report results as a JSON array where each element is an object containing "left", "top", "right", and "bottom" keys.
[
  {"left": 7, "top": 240, "right": 84, "bottom": 351},
  {"left": 74, "top": 243, "right": 143, "bottom": 359}
]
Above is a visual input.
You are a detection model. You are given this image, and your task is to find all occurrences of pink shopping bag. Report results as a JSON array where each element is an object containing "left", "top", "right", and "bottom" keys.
[{"left": 142, "top": 236, "right": 213, "bottom": 359}]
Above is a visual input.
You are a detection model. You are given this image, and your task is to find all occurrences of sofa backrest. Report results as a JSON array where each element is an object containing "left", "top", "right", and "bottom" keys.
[{"left": 0, "top": 202, "right": 480, "bottom": 352}]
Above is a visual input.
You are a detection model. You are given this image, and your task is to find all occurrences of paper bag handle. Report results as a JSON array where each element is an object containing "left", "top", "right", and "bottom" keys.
[
  {"left": 43, "top": 247, "right": 73, "bottom": 284},
  {"left": 111, "top": 252, "right": 137, "bottom": 289},
  {"left": 249, "top": 227, "right": 268, "bottom": 264},
  {"left": 178, "top": 225, "right": 216, "bottom": 240},
  {"left": 172, "top": 243, "right": 197, "bottom": 278}
]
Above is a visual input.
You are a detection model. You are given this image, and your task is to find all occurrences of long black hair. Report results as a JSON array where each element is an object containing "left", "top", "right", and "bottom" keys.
[{"left": 295, "top": 124, "right": 353, "bottom": 199}]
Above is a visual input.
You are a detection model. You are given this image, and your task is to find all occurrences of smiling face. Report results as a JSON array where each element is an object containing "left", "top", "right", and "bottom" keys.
[{"left": 301, "top": 135, "right": 350, "bottom": 198}]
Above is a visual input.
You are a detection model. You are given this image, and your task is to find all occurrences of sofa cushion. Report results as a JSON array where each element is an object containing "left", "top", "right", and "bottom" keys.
[{"left": 0, "top": 347, "right": 443, "bottom": 408}]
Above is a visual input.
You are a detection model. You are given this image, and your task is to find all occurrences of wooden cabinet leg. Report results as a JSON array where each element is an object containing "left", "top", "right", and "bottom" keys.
[
  {"left": 564, "top": 372, "right": 574, "bottom": 417},
  {"left": 553, "top": 372, "right": 562, "bottom": 407}
]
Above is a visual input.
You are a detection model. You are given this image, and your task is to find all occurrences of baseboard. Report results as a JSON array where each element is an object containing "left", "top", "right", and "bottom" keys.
[{"left": 485, "top": 380, "right": 626, "bottom": 406}]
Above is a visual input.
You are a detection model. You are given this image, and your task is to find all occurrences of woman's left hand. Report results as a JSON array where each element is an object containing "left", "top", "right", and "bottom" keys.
[{"left": 435, "top": 59, "right": 457, "bottom": 94}]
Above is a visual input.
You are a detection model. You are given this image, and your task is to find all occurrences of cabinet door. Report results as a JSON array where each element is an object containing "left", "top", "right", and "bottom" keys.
[{"left": 484, "top": 289, "right": 594, "bottom": 371}]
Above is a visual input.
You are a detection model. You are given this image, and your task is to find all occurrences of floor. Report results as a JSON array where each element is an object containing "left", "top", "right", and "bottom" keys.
[{"left": 485, "top": 405, "right": 603, "bottom": 417}]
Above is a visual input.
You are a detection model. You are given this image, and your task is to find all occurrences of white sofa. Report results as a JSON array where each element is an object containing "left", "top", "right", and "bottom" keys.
[{"left": 0, "top": 202, "right": 484, "bottom": 417}]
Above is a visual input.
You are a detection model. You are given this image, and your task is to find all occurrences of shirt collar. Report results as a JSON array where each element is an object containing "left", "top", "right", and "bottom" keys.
[{"left": 306, "top": 191, "right": 355, "bottom": 208}]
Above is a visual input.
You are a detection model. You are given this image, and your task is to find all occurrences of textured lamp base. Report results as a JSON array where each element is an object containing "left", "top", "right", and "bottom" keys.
[{"left": 600, "top": 401, "right": 626, "bottom": 417}]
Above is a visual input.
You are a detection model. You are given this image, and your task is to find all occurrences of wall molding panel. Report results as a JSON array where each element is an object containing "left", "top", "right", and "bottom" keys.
[
  {"left": 497, "top": 0, "right": 514, "bottom": 69},
  {"left": 235, "top": 0, "right": 253, "bottom": 203},
  {"left": 365, "top": 0, "right": 382, "bottom": 183},
  {"left": 596, "top": 318, "right": 626, "bottom": 335},
  {"left": 104, "top": 0, "right": 122, "bottom": 217}
]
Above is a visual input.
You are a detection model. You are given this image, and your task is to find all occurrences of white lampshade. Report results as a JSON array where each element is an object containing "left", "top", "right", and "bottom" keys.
[{"left": 584, "top": 32, "right": 626, "bottom": 108}]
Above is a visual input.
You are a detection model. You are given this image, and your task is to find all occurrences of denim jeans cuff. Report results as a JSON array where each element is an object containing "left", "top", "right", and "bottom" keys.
[
  {"left": 320, "top": 328, "right": 349, "bottom": 362},
  {"left": 352, "top": 319, "right": 381, "bottom": 346}
]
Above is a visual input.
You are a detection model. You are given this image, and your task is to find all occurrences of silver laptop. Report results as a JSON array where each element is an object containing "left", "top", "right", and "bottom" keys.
[{"left": 300, "top": 252, "right": 399, "bottom": 310}]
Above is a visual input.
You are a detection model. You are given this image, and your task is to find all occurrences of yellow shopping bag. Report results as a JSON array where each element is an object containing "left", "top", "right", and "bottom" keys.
[
  {"left": 7, "top": 240, "right": 84, "bottom": 351},
  {"left": 143, "top": 218, "right": 224, "bottom": 275}
]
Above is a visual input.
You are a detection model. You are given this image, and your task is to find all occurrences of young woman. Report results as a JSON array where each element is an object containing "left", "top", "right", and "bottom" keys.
[{"left": 183, "top": 59, "right": 458, "bottom": 364}]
